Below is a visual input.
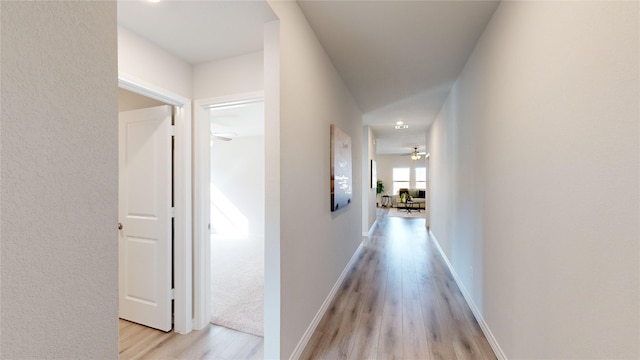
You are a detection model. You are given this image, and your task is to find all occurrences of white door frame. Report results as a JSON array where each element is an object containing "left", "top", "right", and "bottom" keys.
[
  {"left": 425, "top": 152, "right": 430, "bottom": 229},
  {"left": 193, "top": 91, "right": 264, "bottom": 330},
  {"left": 118, "top": 73, "right": 193, "bottom": 334}
]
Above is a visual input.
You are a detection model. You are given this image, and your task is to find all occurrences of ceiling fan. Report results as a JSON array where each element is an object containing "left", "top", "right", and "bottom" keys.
[
  {"left": 210, "top": 132, "right": 237, "bottom": 142},
  {"left": 403, "top": 146, "right": 426, "bottom": 160}
]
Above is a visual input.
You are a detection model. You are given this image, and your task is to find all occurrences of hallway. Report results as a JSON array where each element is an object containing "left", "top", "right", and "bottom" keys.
[
  {"left": 119, "top": 209, "right": 497, "bottom": 360},
  {"left": 301, "top": 209, "right": 497, "bottom": 359}
]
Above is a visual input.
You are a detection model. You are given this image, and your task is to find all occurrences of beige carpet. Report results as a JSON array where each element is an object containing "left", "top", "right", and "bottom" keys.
[
  {"left": 387, "top": 207, "right": 426, "bottom": 218},
  {"left": 211, "top": 235, "right": 264, "bottom": 337}
]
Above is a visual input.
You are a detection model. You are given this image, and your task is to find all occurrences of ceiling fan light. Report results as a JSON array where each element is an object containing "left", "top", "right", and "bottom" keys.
[{"left": 409, "top": 146, "right": 421, "bottom": 160}]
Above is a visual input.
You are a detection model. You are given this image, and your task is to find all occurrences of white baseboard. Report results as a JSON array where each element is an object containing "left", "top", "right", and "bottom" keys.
[
  {"left": 428, "top": 230, "right": 508, "bottom": 360},
  {"left": 369, "top": 219, "right": 378, "bottom": 237},
  {"left": 363, "top": 219, "right": 378, "bottom": 237},
  {"left": 288, "top": 241, "right": 364, "bottom": 360}
]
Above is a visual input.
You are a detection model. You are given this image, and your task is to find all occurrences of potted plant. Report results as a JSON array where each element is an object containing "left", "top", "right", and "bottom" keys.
[
  {"left": 376, "top": 180, "right": 385, "bottom": 207},
  {"left": 376, "top": 179, "right": 385, "bottom": 195}
]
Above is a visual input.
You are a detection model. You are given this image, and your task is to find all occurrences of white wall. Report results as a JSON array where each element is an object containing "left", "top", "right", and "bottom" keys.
[
  {"left": 263, "top": 19, "right": 281, "bottom": 359},
  {"left": 118, "top": 25, "right": 193, "bottom": 99},
  {"left": 1, "top": 2, "right": 119, "bottom": 358},
  {"left": 266, "top": 2, "right": 363, "bottom": 358},
  {"left": 426, "top": 1, "right": 639, "bottom": 358},
  {"left": 211, "top": 136, "right": 265, "bottom": 238},
  {"left": 194, "top": 51, "right": 264, "bottom": 99},
  {"left": 118, "top": 88, "right": 165, "bottom": 112}
]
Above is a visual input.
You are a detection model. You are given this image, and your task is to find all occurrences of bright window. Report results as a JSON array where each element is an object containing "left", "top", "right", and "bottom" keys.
[
  {"left": 415, "top": 167, "right": 426, "bottom": 189},
  {"left": 393, "top": 167, "right": 410, "bottom": 195}
]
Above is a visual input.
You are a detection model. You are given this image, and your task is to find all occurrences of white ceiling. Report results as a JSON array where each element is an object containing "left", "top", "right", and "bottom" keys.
[
  {"left": 210, "top": 100, "right": 265, "bottom": 139},
  {"left": 297, "top": 0, "right": 500, "bottom": 154},
  {"left": 117, "top": 0, "right": 277, "bottom": 65},
  {"left": 117, "top": 0, "right": 499, "bottom": 154}
]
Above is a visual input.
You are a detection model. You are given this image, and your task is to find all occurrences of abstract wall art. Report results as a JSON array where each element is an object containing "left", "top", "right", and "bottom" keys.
[{"left": 330, "top": 124, "right": 352, "bottom": 212}]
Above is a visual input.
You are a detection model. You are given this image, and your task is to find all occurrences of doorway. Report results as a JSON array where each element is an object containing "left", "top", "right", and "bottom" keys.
[
  {"left": 425, "top": 153, "right": 431, "bottom": 229},
  {"left": 117, "top": 76, "right": 193, "bottom": 334},
  {"left": 193, "top": 92, "right": 265, "bottom": 335},
  {"left": 210, "top": 100, "right": 265, "bottom": 337},
  {"left": 117, "top": 89, "right": 173, "bottom": 332}
]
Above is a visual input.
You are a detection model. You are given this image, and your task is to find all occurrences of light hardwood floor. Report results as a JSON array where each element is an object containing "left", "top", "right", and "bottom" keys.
[
  {"left": 120, "top": 209, "right": 496, "bottom": 360},
  {"left": 300, "top": 209, "right": 497, "bottom": 360},
  {"left": 119, "top": 320, "right": 263, "bottom": 360}
]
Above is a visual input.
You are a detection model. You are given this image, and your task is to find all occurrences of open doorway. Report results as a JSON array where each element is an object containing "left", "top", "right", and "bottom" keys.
[
  {"left": 118, "top": 88, "right": 175, "bottom": 333},
  {"left": 117, "top": 77, "right": 193, "bottom": 335},
  {"left": 201, "top": 97, "right": 265, "bottom": 337},
  {"left": 425, "top": 153, "right": 430, "bottom": 229}
]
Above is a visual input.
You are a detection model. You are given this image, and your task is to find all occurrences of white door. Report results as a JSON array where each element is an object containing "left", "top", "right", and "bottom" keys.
[{"left": 119, "top": 105, "right": 173, "bottom": 332}]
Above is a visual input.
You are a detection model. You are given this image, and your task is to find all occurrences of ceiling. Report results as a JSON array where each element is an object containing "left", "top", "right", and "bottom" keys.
[
  {"left": 117, "top": 0, "right": 500, "bottom": 155},
  {"left": 117, "top": 0, "right": 277, "bottom": 65},
  {"left": 210, "top": 100, "right": 265, "bottom": 139},
  {"left": 298, "top": 0, "right": 500, "bottom": 154}
]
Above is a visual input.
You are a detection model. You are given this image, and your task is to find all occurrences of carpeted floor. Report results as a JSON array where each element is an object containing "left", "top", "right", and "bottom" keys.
[
  {"left": 386, "top": 207, "right": 426, "bottom": 218},
  {"left": 211, "top": 235, "right": 264, "bottom": 337},
  {"left": 209, "top": 208, "right": 423, "bottom": 337}
]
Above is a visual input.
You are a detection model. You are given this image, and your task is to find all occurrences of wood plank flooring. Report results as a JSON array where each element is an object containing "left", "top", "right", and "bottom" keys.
[
  {"left": 300, "top": 209, "right": 497, "bottom": 360},
  {"left": 119, "top": 209, "right": 495, "bottom": 360},
  {"left": 119, "top": 320, "right": 263, "bottom": 360}
]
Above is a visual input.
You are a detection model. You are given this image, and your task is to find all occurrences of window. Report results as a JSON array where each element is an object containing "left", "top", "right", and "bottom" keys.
[
  {"left": 393, "top": 167, "right": 410, "bottom": 195},
  {"left": 415, "top": 167, "right": 426, "bottom": 189}
]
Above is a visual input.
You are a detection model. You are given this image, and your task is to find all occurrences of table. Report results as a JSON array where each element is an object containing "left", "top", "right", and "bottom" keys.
[
  {"left": 380, "top": 195, "right": 391, "bottom": 207},
  {"left": 404, "top": 200, "right": 421, "bottom": 213}
]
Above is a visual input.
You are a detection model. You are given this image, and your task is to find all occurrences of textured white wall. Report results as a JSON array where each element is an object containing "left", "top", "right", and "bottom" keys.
[
  {"left": 118, "top": 88, "right": 165, "bottom": 112},
  {"left": 426, "top": 1, "right": 639, "bottom": 358},
  {"left": 266, "top": 2, "right": 363, "bottom": 358},
  {"left": 193, "top": 51, "right": 264, "bottom": 99},
  {"left": 1, "top": 2, "right": 119, "bottom": 358},
  {"left": 263, "top": 19, "right": 281, "bottom": 359},
  {"left": 118, "top": 26, "right": 193, "bottom": 99}
]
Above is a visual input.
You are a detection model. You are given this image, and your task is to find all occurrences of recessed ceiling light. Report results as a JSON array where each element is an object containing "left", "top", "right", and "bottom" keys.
[
  {"left": 396, "top": 121, "right": 404, "bottom": 125},
  {"left": 395, "top": 125, "right": 409, "bottom": 130}
]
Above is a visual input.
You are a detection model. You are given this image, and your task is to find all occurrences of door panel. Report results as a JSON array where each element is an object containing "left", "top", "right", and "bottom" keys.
[{"left": 119, "top": 105, "right": 172, "bottom": 332}]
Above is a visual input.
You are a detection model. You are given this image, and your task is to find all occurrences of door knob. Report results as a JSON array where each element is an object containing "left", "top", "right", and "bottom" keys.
[{"left": 118, "top": 223, "right": 123, "bottom": 230}]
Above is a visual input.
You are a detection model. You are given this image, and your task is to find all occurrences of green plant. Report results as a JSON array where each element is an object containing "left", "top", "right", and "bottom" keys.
[{"left": 376, "top": 179, "right": 385, "bottom": 195}]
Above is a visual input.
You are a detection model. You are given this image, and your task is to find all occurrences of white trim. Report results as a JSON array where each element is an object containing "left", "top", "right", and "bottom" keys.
[
  {"left": 263, "top": 20, "right": 281, "bottom": 357},
  {"left": 119, "top": 72, "right": 187, "bottom": 106},
  {"left": 118, "top": 73, "right": 193, "bottom": 334},
  {"left": 363, "top": 219, "right": 378, "bottom": 237},
  {"left": 192, "top": 98, "right": 211, "bottom": 330},
  {"left": 288, "top": 242, "right": 365, "bottom": 360},
  {"left": 192, "top": 91, "right": 265, "bottom": 330},
  {"left": 428, "top": 230, "right": 507, "bottom": 360}
]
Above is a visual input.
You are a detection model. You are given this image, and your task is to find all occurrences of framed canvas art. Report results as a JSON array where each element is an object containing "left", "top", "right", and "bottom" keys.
[{"left": 330, "top": 124, "right": 352, "bottom": 211}]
